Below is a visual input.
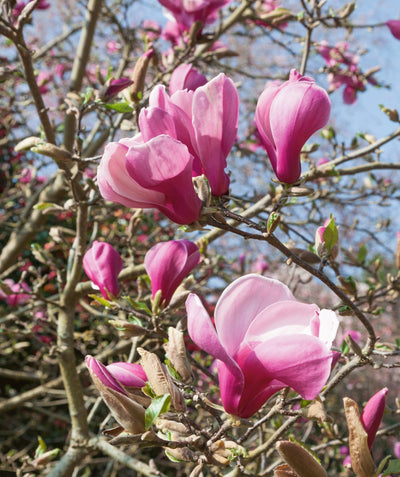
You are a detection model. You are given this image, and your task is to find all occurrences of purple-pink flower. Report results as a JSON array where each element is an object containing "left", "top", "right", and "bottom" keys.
[
  {"left": 145, "top": 240, "right": 201, "bottom": 308},
  {"left": 386, "top": 20, "right": 400, "bottom": 40},
  {"left": 98, "top": 73, "right": 238, "bottom": 221},
  {"left": 255, "top": 69, "right": 331, "bottom": 184},
  {"left": 157, "top": 0, "right": 233, "bottom": 33},
  {"left": 82, "top": 241, "right": 123, "bottom": 299},
  {"left": 360, "top": 387, "right": 388, "bottom": 450},
  {"left": 186, "top": 274, "right": 339, "bottom": 418}
]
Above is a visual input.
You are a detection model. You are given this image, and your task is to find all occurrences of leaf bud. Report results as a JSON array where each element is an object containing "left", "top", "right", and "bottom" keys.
[{"left": 276, "top": 440, "right": 327, "bottom": 477}]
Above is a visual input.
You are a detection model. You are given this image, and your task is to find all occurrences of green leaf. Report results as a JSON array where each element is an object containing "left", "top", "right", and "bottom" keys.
[
  {"left": 145, "top": 394, "right": 171, "bottom": 430},
  {"left": 34, "top": 436, "right": 47, "bottom": 458},
  {"left": 88, "top": 294, "right": 112, "bottom": 308},
  {"left": 123, "top": 296, "right": 152, "bottom": 315},
  {"left": 322, "top": 218, "right": 338, "bottom": 254},
  {"left": 33, "top": 202, "right": 59, "bottom": 211},
  {"left": 395, "top": 338, "right": 400, "bottom": 349},
  {"left": 142, "top": 382, "right": 157, "bottom": 399},
  {"left": 357, "top": 244, "right": 368, "bottom": 264},
  {"left": 103, "top": 102, "right": 134, "bottom": 113},
  {"left": 381, "top": 458, "right": 400, "bottom": 476},
  {"left": 165, "top": 450, "right": 184, "bottom": 462}
]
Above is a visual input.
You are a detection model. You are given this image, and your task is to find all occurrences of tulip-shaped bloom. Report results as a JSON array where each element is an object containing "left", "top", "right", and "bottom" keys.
[
  {"left": 83, "top": 241, "right": 123, "bottom": 299},
  {"left": 360, "top": 387, "right": 388, "bottom": 450},
  {"left": 255, "top": 69, "right": 331, "bottom": 184},
  {"left": 140, "top": 73, "right": 238, "bottom": 196},
  {"left": 169, "top": 64, "right": 207, "bottom": 95},
  {"left": 386, "top": 20, "right": 400, "bottom": 40},
  {"left": 97, "top": 134, "right": 202, "bottom": 225},
  {"left": 86, "top": 356, "right": 147, "bottom": 434},
  {"left": 145, "top": 240, "right": 201, "bottom": 308},
  {"left": 186, "top": 274, "right": 338, "bottom": 418},
  {"left": 157, "top": 0, "right": 233, "bottom": 33}
]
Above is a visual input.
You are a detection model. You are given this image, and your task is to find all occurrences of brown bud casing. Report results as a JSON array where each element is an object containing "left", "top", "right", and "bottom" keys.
[
  {"left": 276, "top": 440, "right": 327, "bottom": 477},
  {"left": 343, "top": 397, "right": 375, "bottom": 477},
  {"left": 165, "top": 327, "right": 192, "bottom": 383}
]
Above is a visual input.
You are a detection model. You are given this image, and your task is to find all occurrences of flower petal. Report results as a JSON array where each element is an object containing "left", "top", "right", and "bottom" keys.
[{"left": 214, "top": 274, "right": 296, "bottom": 356}]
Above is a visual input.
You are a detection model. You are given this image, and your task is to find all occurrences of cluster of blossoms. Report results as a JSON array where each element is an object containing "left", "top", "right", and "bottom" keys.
[{"left": 316, "top": 40, "right": 377, "bottom": 104}]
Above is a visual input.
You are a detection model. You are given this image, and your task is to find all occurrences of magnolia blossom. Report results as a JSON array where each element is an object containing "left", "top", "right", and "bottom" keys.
[
  {"left": 255, "top": 69, "right": 331, "bottom": 184},
  {"left": 82, "top": 241, "right": 123, "bottom": 299},
  {"left": 145, "top": 240, "right": 201, "bottom": 307},
  {"left": 86, "top": 356, "right": 147, "bottom": 434},
  {"left": 157, "top": 0, "right": 233, "bottom": 33},
  {"left": 386, "top": 20, "right": 400, "bottom": 40},
  {"left": 98, "top": 74, "right": 238, "bottom": 221},
  {"left": 169, "top": 64, "right": 207, "bottom": 95},
  {"left": 186, "top": 274, "right": 339, "bottom": 418}
]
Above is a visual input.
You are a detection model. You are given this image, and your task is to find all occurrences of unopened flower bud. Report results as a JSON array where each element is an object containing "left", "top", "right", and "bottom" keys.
[
  {"left": 164, "top": 327, "right": 192, "bottom": 383},
  {"left": 138, "top": 348, "right": 186, "bottom": 411},
  {"left": 130, "top": 49, "right": 154, "bottom": 102},
  {"left": 276, "top": 440, "right": 327, "bottom": 477},
  {"left": 315, "top": 217, "right": 339, "bottom": 260},
  {"left": 343, "top": 397, "right": 375, "bottom": 477}
]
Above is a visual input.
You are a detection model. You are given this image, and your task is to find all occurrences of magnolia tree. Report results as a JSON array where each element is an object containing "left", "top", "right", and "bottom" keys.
[{"left": 1, "top": 0, "right": 400, "bottom": 475}]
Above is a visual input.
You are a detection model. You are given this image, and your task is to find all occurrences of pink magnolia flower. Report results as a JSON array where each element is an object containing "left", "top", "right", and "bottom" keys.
[
  {"left": 255, "top": 69, "right": 331, "bottom": 184},
  {"left": 386, "top": 20, "right": 400, "bottom": 40},
  {"left": 0, "top": 279, "right": 31, "bottom": 306},
  {"left": 360, "top": 387, "right": 388, "bottom": 450},
  {"left": 86, "top": 356, "right": 147, "bottom": 434},
  {"left": 158, "top": 0, "right": 233, "bottom": 33},
  {"left": 145, "top": 240, "right": 201, "bottom": 308},
  {"left": 36, "top": 71, "right": 53, "bottom": 95},
  {"left": 100, "top": 77, "right": 133, "bottom": 102},
  {"left": 186, "top": 274, "right": 339, "bottom": 418},
  {"left": 82, "top": 241, "right": 123, "bottom": 299},
  {"left": 169, "top": 64, "right": 207, "bottom": 95},
  {"left": 97, "top": 135, "right": 202, "bottom": 225},
  {"left": 140, "top": 73, "right": 238, "bottom": 195}
]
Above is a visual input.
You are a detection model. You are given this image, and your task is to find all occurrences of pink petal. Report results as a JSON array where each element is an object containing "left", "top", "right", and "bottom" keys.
[
  {"left": 186, "top": 293, "right": 244, "bottom": 408},
  {"left": 244, "top": 300, "right": 321, "bottom": 345},
  {"left": 86, "top": 356, "right": 127, "bottom": 395},
  {"left": 125, "top": 135, "right": 202, "bottom": 224},
  {"left": 214, "top": 274, "right": 296, "bottom": 356},
  {"left": 250, "top": 333, "right": 333, "bottom": 401},
  {"left": 106, "top": 362, "right": 147, "bottom": 388},
  {"left": 97, "top": 141, "right": 165, "bottom": 208},
  {"left": 192, "top": 73, "right": 238, "bottom": 195}
]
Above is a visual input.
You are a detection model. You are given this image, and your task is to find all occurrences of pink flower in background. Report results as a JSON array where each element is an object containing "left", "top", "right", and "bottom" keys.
[
  {"left": 106, "top": 40, "right": 121, "bottom": 53},
  {"left": 98, "top": 135, "right": 203, "bottom": 225},
  {"left": 140, "top": 73, "right": 238, "bottom": 195},
  {"left": 145, "top": 240, "right": 201, "bottom": 307},
  {"left": 157, "top": 0, "right": 233, "bottom": 33},
  {"left": 186, "top": 274, "right": 339, "bottom": 418},
  {"left": 0, "top": 279, "right": 31, "bottom": 306},
  {"left": 317, "top": 41, "right": 359, "bottom": 68},
  {"left": 394, "top": 441, "right": 400, "bottom": 459},
  {"left": 169, "top": 64, "right": 207, "bottom": 95},
  {"left": 386, "top": 20, "right": 400, "bottom": 40},
  {"left": 36, "top": 71, "right": 53, "bottom": 94},
  {"left": 255, "top": 69, "right": 331, "bottom": 184},
  {"left": 360, "top": 387, "right": 388, "bottom": 450},
  {"left": 82, "top": 241, "right": 123, "bottom": 299}
]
